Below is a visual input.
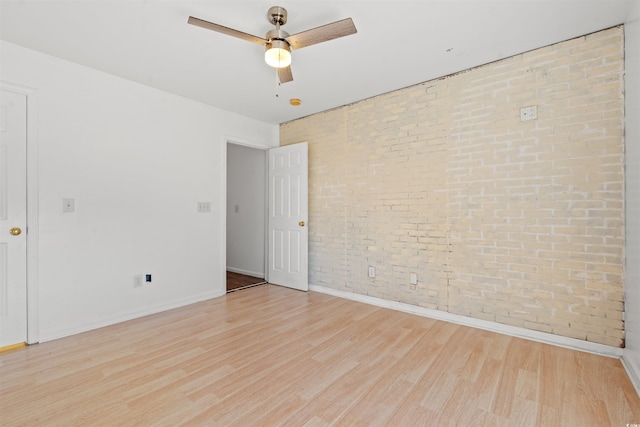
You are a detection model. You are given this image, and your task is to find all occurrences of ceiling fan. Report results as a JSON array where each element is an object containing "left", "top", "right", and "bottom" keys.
[{"left": 188, "top": 6, "right": 357, "bottom": 84}]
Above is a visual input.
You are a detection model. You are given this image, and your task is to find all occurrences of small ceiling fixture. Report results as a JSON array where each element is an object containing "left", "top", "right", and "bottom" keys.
[{"left": 289, "top": 98, "right": 302, "bottom": 106}]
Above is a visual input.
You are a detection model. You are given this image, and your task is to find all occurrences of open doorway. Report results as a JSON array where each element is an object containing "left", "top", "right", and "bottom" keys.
[{"left": 226, "top": 142, "right": 268, "bottom": 292}]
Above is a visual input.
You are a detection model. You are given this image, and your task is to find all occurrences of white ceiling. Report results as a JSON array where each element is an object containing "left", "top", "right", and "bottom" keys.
[{"left": 0, "top": 1, "right": 635, "bottom": 125}]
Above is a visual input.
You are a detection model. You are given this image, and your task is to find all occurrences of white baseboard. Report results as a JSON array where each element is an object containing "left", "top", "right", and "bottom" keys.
[
  {"left": 622, "top": 350, "right": 640, "bottom": 397},
  {"left": 226, "top": 267, "right": 265, "bottom": 279},
  {"left": 309, "top": 285, "right": 623, "bottom": 359},
  {"left": 39, "top": 289, "right": 226, "bottom": 343}
]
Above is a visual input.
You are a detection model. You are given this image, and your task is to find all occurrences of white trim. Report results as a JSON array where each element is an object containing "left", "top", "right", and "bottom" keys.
[
  {"left": 622, "top": 351, "right": 640, "bottom": 397},
  {"left": 223, "top": 135, "right": 275, "bottom": 151},
  {"left": 310, "top": 285, "right": 624, "bottom": 358},
  {"left": 1, "top": 81, "right": 39, "bottom": 344},
  {"left": 226, "top": 267, "right": 265, "bottom": 279},
  {"left": 223, "top": 135, "right": 272, "bottom": 285},
  {"left": 220, "top": 138, "right": 228, "bottom": 298},
  {"left": 263, "top": 150, "right": 269, "bottom": 283},
  {"left": 39, "top": 289, "right": 225, "bottom": 343}
]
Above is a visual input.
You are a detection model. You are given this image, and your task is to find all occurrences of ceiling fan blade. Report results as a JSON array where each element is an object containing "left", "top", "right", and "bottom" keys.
[
  {"left": 188, "top": 16, "right": 266, "bottom": 46},
  {"left": 286, "top": 18, "right": 357, "bottom": 50},
  {"left": 277, "top": 66, "right": 293, "bottom": 84}
]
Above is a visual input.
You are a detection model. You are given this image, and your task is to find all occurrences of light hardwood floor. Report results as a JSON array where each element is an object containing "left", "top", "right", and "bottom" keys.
[{"left": 1, "top": 284, "right": 639, "bottom": 426}]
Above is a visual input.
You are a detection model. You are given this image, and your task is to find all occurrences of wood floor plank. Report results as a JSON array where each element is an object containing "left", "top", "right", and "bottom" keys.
[{"left": 1, "top": 284, "right": 639, "bottom": 426}]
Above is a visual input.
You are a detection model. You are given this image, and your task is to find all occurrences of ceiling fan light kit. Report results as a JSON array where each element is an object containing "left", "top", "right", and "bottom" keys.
[
  {"left": 265, "top": 39, "right": 291, "bottom": 68},
  {"left": 188, "top": 5, "right": 357, "bottom": 84}
]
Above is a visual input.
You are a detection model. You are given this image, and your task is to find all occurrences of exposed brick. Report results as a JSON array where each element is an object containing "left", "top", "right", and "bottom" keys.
[{"left": 280, "top": 27, "right": 625, "bottom": 347}]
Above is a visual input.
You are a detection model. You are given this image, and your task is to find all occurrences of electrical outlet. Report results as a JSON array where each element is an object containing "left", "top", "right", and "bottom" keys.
[
  {"left": 62, "top": 198, "right": 75, "bottom": 213},
  {"left": 368, "top": 266, "right": 376, "bottom": 278},
  {"left": 520, "top": 105, "right": 537, "bottom": 121}
]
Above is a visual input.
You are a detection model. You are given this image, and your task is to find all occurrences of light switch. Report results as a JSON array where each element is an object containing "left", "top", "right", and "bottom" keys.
[
  {"left": 63, "top": 198, "right": 75, "bottom": 213},
  {"left": 197, "top": 201, "right": 211, "bottom": 213}
]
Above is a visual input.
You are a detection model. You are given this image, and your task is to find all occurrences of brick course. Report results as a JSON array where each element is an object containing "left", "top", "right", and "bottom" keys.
[{"left": 280, "top": 27, "right": 625, "bottom": 347}]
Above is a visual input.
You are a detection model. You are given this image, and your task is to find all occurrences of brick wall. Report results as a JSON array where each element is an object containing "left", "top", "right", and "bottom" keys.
[{"left": 280, "top": 27, "right": 625, "bottom": 347}]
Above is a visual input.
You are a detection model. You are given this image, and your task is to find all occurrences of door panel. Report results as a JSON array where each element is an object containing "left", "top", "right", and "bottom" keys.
[
  {"left": 268, "top": 142, "right": 308, "bottom": 291},
  {"left": 0, "top": 90, "right": 28, "bottom": 347},
  {"left": 273, "top": 229, "right": 284, "bottom": 271},
  {"left": 0, "top": 243, "right": 7, "bottom": 317},
  {"left": 288, "top": 231, "right": 301, "bottom": 273}
]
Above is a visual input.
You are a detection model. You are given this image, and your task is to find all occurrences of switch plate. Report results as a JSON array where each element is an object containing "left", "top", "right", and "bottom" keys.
[
  {"left": 197, "top": 201, "right": 211, "bottom": 213},
  {"left": 520, "top": 105, "right": 538, "bottom": 121},
  {"left": 368, "top": 266, "right": 376, "bottom": 278},
  {"left": 63, "top": 198, "right": 75, "bottom": 213},
  {"left": 410, "top": 273, "right": 418, "bottom": 285}
]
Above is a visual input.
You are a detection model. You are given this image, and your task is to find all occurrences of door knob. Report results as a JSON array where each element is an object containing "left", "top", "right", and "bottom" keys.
[
  {"left": 298, "top": 221, "right": 305, "bottom": 227},
  {"left": 9, "top": 227, "right": 22, "bottom": 236}
]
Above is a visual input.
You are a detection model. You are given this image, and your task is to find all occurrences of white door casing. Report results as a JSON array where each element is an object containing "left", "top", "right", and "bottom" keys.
[
  {"left": 268, "top": 142, "right": 308, "bottom": 291},
  {"left": 0, "top": 89, "right": 28, "bottom": 347}
]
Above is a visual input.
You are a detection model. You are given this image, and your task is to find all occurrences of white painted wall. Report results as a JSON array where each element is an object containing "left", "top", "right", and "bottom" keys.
[
  {"left": 0, "top": 41, "right": 278, "bottom": 341},
  {"left": 624, "top": 2, "right": 640, "bottom": 395},
  {"left": 226, "top": 143, "right": 266, "bottom": 278}
]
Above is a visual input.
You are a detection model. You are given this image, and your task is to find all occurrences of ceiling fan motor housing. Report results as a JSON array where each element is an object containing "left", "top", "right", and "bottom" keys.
[{"left": 265, "top": 28, "right": 290, "bottom": 42}]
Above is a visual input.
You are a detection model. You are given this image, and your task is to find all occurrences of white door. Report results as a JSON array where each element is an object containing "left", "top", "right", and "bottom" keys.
[
  {"left": 0, "top": 90, "right": 28, "bottom": 347},
  {"left": 268, "top": 142, "right": 308, "bottom": 291}
]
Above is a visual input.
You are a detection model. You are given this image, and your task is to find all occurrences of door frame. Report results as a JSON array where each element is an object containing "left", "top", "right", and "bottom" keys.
[
  {"left": 1, "top": 81, "right": 39, "bottom": 344},
  {"left": 222, "top": 135, "right": 274, "bottom": 291}
]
